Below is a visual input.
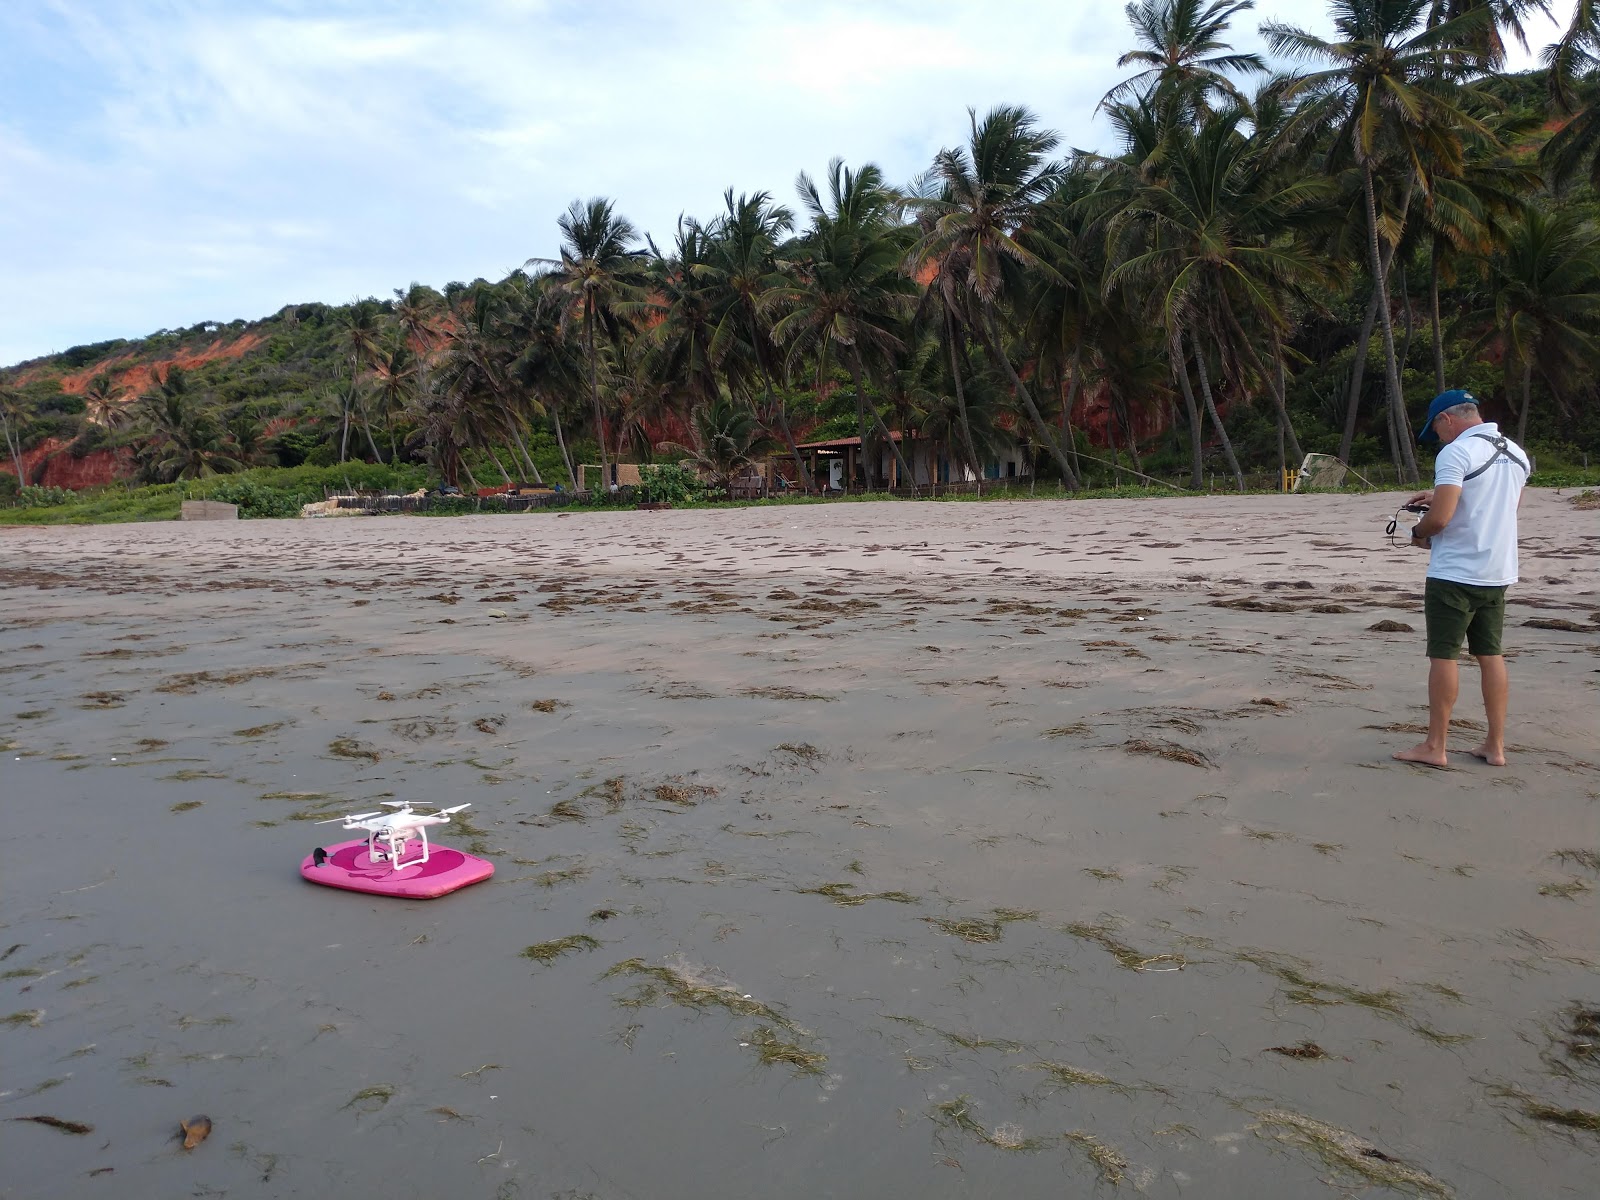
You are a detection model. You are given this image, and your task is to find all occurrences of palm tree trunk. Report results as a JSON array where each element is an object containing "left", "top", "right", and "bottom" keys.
[
  {"left": 747, "top": 312, "right": 812, "bottom": 494},
  {"left": 1362, "top": 164, "right": 1419, "bottom": 482},
  {"left": 1217, "top": 291, "right": 1303, "bottom": 465},
  {"left": 551, "top": 404, "right": 578, "bottom": 490},
  {"left": 507, "top": 422, "right": 544, "bottom": 485},
  {"left": 486, "top": 444, "right": 514, "bottom": 487},
  {"left": 1, "top": 412, "right": 24, "bottom": 484},
  {"left": 586, "top": 304, "right": 610, "bottom": 487},
  {"left": 1338, "top": 288, "right": 1381, "bottom": 465},
  {"left": 850, "top": 350, "right": 916, "bottom": 494},
  {"left": 846, "top": 356, "right": 875, "bottom": 489},
  {"left": 1169, "top": 330, "right": 1204, "bottom": 489},
  {"left": 944, "top": 307, "right": 981, "bottom": 479},
  {"left": 340, "top": 368, "right": 356, "bottom": 464},
  {"left": 1517, "top": 356, "right": 1532, "bottom": 444},
  {"left": 1188, "top": 326, "right": 1243, "bottom": 492},
  {"left": 358, "top": 396, "right": 383, "bottom": 463},
  {"left": 1059, "top": 353, "right": 1083, "bottom": 482},
  {"left": 1430, "top": 243, "right": 1446, "bottom": 395},
  {"left": 976, "top": 305, "right": 1079, "bottom": 490},
  {"left": 1399, "top": 264, "right": 1415, "bottom": 386}
]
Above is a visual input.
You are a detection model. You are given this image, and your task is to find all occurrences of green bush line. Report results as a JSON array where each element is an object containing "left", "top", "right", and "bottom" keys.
[{"left": 4, "top": 465, "right": 1594, "bottom": 525}]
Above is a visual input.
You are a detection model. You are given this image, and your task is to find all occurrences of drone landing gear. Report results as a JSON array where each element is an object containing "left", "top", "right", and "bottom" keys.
[{"left": 365, "top": 826, "right": 433, "bottom": 871}]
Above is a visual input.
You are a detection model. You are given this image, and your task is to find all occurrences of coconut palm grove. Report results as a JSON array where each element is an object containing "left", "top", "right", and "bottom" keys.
[{"left": 4, "top": 0, "right": 1600, "bottom": 516}]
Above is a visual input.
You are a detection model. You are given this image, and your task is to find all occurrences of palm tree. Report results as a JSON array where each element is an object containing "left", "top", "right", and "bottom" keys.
[
  {"left": 912, "top": 106, "right": 1082, "bottom": 488},
  {"left": 509, "top": 277, "right": 589, "bottom": 490},
  {"left": 1463, "top": 207, "right": 1600, "bottom": 442},
  {"left": 699, "top": 190, "right": 813, "bottom": 490},
  {"left": 132, "top": 367, "right": 240, "bottom": 482},
  {"left": 531, "top": 198, "right": 652, "bottom": 488},
  {"left": 1104, "top": 0, "right": 1268, "bottom": 116},
  {"left": 1425, "top": 1, "right": 1553, "bottom": 69},
  {"left": 81, "top": 372, "right": 130, "bottom": 430},
  {"left": 0, "top": 386, "right": 29, "bottom": 485},
  {"left": 1265, "top": 0, "right": 1498, "bottom": 481},
  {"left": 772, "top": 159, "right": 919, "bottom": 490},
  {"left": 371, "top": 335, "right": 418, "bottom": 462},
  {"left": 660, "top": 388, "right": 773, "bottom": 496},
  {"left": 335, "top": 299, "right": 384, "bottom": 462}
]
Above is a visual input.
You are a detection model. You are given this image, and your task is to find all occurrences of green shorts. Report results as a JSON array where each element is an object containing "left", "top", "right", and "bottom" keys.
[{"left": 1424, "top": 578, "right": 1507, "bottom": 660}]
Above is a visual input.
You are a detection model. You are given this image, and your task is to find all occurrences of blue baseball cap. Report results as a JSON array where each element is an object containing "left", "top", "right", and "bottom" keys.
[{"left": 1418, "top": 389, "right": 1476, "bottom": 444}]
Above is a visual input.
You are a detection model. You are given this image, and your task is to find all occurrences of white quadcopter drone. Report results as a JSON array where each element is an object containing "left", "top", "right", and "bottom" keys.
[{"left": 316, "top": 801, "right": 471, "bottom": 869}]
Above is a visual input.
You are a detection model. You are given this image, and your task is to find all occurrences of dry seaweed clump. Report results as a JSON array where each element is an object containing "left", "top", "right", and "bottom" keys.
[
  {"left": 926, "top": 908, "right": 1036, "bottom": 943},
  {"left": 603, "top": 957, "right": 793, "bottom": 1028},
  {"left": 1123, "top": 738, "right": 1212, "bottom": 769},
  {"left": 1252, "top": 1109, "right": 1452, "bottom": 1197},
  {"left": 341, "top": 1085, "right": 395, "bottom": 1112},
  {"left": 929, "top": 1097, "right": 1052, "bottom": 1152},
  {"left": 1063, "top": 1130, "right": 1130, "bottom": 1184},
  {"left": 327, "top": 738, "right": 380, "bottom": 764},
  {"left": 1029, "top": 1061, "right": 1127, "bottom": 1094},
  {"left": 743, "top": 1025, "right": 827, "bottom": 1075},
  {"left": 653, "top": 781, "right": 718, "bottom": 806},
  {"left": 798, "top": 882, "right": 920, "bottom": 907},
  {"left": 521, "top": 934, "right": 600, "bottom": 965},
  {"left": 1064, "top": 920, "right": 1183, "bottom": 971},
  {"left": 1490, "top": 1085, "right": 1600, "bottom": 1136},
  {"left": 1236, "top": 949, "right": 1407, "bottom": 1017}
]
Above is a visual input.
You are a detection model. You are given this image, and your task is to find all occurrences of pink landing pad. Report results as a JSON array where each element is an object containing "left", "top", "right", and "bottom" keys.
[{"left": 300, "top": 840, "right": 494, "bottom": 899}]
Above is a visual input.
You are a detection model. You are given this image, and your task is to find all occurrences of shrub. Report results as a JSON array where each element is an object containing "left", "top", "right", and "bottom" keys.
[
  {"left": 203, "top": 479, "right": 301, "bottom": 519},
  {"left": 15, "top": 484, "right": 77, "bottom": 508},
  {"left": 638, "top": 463, "right": 704, "bottom": 506}
]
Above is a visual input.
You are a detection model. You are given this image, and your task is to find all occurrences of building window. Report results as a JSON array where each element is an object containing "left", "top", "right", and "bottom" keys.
[{"left": 1005, "top": 461, "right": 1016, "bottom": 478}]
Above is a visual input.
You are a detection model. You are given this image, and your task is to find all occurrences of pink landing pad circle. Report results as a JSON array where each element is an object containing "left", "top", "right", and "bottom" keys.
[{"left": 299, "top": 839, "right": 494, "bottom": 899}]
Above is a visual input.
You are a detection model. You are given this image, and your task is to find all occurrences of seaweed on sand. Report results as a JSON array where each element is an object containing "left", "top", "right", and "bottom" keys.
[
  {"left": 1028, "top": 1061, "right": 1129, "bottom": 1093},
  {"left": 1252, "top": 1108, "right": 1452, "bottom": 1196},
  {"left": 521, "top": 940, "right": 601, "bottom": 966},
  {"left": 1063, "top": 1130, "right": 1130, "bottom": 1184},
  {"left": 1551, "top": 848, "right": 1600, "bottom": 874},
  {"left": 798, "top": 882, "right": 920, "bottom": 907},
  {"left": 342, "top": 1085, "right": 395, "bottom": 1112},
  {"left": 928, "top": 1097, "right": 1052, "bottom": 1151},
  {"left": 743, "top": 1026, "right": 827, "bottom": 1075},
  {"left": 1236, "top": 949, "right": 1408, "bottom": 1017},
  {"left": 521, "top": 934, "right": 600, "bottom": 965},
  {"left": 1064, "top": 920, "right": 1184, "bottom": 971},
  {"left": 327, "top": 738, "right": 380, "bottom": 764},
  {"left": 1123, "top": 738, "right": 1212, "bottom": 769},
  {"left": 603, "top": 958, "right": 795, "bottom": 1029},
  {"left": 1490, "top": 1085, "right": 1600, "bottom": 1136},
  {"left": 3, "top": 1009, "right": 44, "bottom": 1028},
  {"left": 8, "top": 1115, "right": 93, "bottom": 1135},
  {"left": 926, "top": 909, "right": 1036, "bottom": 944},
  {"left": 1266, "top": 1041, "right": 1333, "bottom": 1060}
]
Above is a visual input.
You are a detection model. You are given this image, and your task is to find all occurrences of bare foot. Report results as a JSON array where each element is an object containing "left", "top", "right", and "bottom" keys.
[
  {"left": 1392, "top": 744, "right": 1449, "bottom": 768},
  {"left": 1467, "top": 743, "right": 1507, "bottom": 767}
]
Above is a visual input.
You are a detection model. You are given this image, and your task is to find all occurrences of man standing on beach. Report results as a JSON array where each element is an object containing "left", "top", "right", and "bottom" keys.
[{"left": 1394, "top": 390, "right": 1529, "bottom": 768}]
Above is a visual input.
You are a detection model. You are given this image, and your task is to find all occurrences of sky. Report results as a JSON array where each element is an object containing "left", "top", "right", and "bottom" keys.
[{"left": 0, "top": 0, "right": 1576, "bottom": 367}]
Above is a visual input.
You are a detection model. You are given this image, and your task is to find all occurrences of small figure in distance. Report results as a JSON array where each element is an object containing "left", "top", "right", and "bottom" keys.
[{"left": 1393, "top": 390, "right": 1529, "bottom": 768}]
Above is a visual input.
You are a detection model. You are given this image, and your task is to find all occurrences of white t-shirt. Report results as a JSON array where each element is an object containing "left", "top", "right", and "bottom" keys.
[{"left": 1427, "top": 422, "right": 1528, "bottom": 587}]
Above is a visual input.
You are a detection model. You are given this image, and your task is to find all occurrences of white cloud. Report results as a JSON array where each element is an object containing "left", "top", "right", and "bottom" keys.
[{"left": 0, "top": 0, "right": 1580, "bottom": 365}]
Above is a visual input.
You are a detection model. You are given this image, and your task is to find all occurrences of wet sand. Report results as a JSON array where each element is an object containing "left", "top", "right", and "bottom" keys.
[{"left": 2, "top": 492, "right": 1597, "bottom": 1198}]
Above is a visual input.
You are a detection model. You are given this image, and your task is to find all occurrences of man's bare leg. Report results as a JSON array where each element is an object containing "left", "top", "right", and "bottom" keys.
[
  {"left": 1394, "top": 657, "right": 1458, "bottom": 767},
  {"left": 1467, "top": 654, "right": 1508, "bottom": 765}
]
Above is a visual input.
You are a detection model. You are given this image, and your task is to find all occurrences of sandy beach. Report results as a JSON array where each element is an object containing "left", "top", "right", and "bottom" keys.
[{"left": 2, "top": 491, "right": 1597, "bottom": 1198}]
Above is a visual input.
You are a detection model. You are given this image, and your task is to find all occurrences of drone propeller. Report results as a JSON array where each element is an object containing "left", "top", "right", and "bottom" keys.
[
  {"left": 316, "top": 811, "right": 383, "bottom": 824},
  {"left": 435, "top": 803, "right": 471, "bottom": 815},
  {"left": 379, "top": 800, "right": 412, "bottom": 808}
]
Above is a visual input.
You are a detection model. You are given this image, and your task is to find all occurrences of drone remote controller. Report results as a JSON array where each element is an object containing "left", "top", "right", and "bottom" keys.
[{"left": 1401, "top": 502, "right": 1430, "bottom": 514}]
